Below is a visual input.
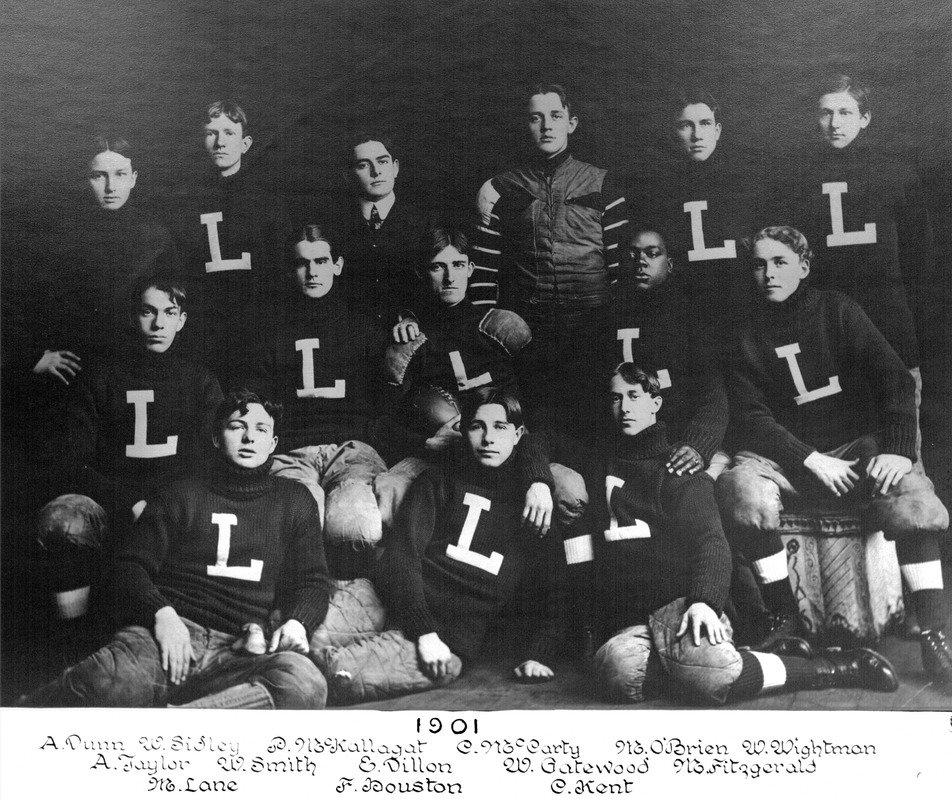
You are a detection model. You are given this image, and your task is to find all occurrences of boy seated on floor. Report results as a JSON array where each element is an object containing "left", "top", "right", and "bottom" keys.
[
  {"left": 313, "top": 388, "right": 565, "bottom": 705},
  {"left": 20, "top": 390, "right": 331, "bottom": 709},
  {"left": 610, "top": 227, "right": 729, "bottom": 478},
  {"left": 716, "top": 225, "right": 951, "bottom": 690},
  {"left": 545, "top": 362, "right": 900, "bottom": 704},
  {"left": 37, "top": 277, "right": 222, "bottom": 621}
]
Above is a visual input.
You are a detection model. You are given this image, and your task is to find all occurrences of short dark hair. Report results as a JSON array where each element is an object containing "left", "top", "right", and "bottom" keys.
[
  {"left": 131, "top": 275, "right": 187, "bottom": 313},
  {"left": 213, "top": 389, "right": 283, "bottom": 436},
  {"left": 461, "top": 387, "right": 524, "bottom": 431},
  {"left": 205, "top": 100, "right": 250, "bottom": 136},
  {"left": 90, "top": 135, "right": 134, "bottom": 164},
  {"left": 286, "top": 223, "right": 339, "bottom": 266},
  {"left": 818, "top": 74, "right": 870, "bottom": 116},
  {"left": 417, "top": 227, "right": 471, "bottom": 271},
  {"left": 527, "top": 83, "right": 575, "bottom": 117},
  {"left": 346, "top": 131, "right": 397, "bottom": 164},
  {"left": 747, "top": 225, "right": 814, "bottom": 264},
  {"left": 670, "top": 88, "right": 721, "bottom": 122},
  {"left": 610, "top": 362, "right": 662, "bottom": 398}
]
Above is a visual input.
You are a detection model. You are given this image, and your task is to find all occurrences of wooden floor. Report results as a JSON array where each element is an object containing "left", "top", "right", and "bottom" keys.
[{"left": 347, "top": 632, "right": 952, "bottom": 713}]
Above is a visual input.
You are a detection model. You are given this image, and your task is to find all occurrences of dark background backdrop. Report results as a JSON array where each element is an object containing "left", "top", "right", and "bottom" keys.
[{"left": 2, "top": 0, "right": 950, "bottom": 503}]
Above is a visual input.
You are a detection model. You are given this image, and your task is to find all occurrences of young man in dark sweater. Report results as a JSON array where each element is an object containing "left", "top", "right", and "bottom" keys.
[
  {"left": 248, "top": 224, "right": 460, "bottom": 577},
  {"left": 551, "top": 363, "right": 899, "bottom": 704},
  {"left": 471, "top": 83, "right": 629, "bottom": 435},
  {"left": 610, "top": 227, "right": 729, "bottom": 478},
  {"left": 630, "top": 89, "right": 762, "bottom": 363},
  {"left": 386, "top": 226, "right": 530, "bottom": 402},
  {"left": 20, "top": 390, "right": 331, "bottom": 709},
  {"left": 37, "top": 277, "right": 222, "bottom": 619},
  {"left": 380, "top": 225, "right": 576, "bottom": 543},
  {"left": 716, "top": 226, "right": 951, "bottom": 690},
  {"left": 314, "top": 388, "right": 564, "bottom": 704},
  {"left": 156, "top": 100, "right": 291, "bottom": 388}
]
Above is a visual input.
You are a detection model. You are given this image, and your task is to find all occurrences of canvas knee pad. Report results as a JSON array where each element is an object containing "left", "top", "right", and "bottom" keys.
[
  {"left": 323, "top": 630, "right": 447, "bottom": 705},
  {"left": 593, "top": 625, "right": 653, "bottom": 703},
  {"left": 309, "top": 578, "right": 388, "bottom": 655},
  {"left": 323, "top": 480, "right": 383, "bottom": 547},
  {"left": 866, "top": 472, "right": 950, "bottom": 538},
  {"left": 716, "top": 467, "right": 782, "bottom": 531},
  {"left": 649, "top": 598, "right": 742, "bottom": 706}
]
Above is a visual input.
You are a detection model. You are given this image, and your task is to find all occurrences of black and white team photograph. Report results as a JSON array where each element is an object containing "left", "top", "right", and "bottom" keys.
[{"left": 2, "top": 0, "right": 951, "bottom": 733}]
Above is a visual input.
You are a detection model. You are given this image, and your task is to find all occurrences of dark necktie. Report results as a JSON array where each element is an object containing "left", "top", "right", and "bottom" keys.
[{"left": 369, "top": 205, "right": 382, "bottom": 231}]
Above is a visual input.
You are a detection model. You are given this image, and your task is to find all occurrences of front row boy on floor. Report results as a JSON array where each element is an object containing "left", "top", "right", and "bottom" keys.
[
  {"left": 20, "top": 390, "right": 331, "bottom": 709},
  {"left": 314, "top": 388, "right": 565, "bottom": 704},
  {"left": 716, "top": 225, "right": 952, "bottom": 690},
  {"left": 549, "top": 363, "right": 900, "bottom": 704}
]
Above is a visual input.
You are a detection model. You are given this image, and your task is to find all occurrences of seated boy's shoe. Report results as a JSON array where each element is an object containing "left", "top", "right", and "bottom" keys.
[
  {"left": 920, "top": 629, "right": 952, "bottom": 691},
  {"left": 757, "top": 636, "right": 814, "bottom": 660},
  {"left": 751, "top": 612, "right": 799, "bottom": 652},
  {"left": 810, "top": 647, "right": 899, "bottom": 692}
]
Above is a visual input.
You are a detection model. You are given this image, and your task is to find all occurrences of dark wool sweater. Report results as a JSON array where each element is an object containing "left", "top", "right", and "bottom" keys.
[
  {"left": 473, "top": 150, "right": 629, "bottom": 309},
  {"left": 631, "top": 151, "right": 761, "bottom": 357},
  {"left": 338, "top": 198, "right": 437, "bottom": 325},
  {"left": 248, "top": 293, "right": 414, "bottom": 460},
  {"left": 112, "top": 456, "right": 331, "bottom": 636},
  {"left": 728, "top": 285, "right": 917, "bottom": 471},
  {"left": 378, "top": 449, "right": 565, "bottom": 664},
  {"left": 785, "top": 139, "right": 933, "bottom": 368},
  {"left": 12, "top": 202, "right": 177, "bottom": 373},
  {"left": 61, "top": 341, "right": 223, "bottom": 520},
  {"left": 548, "top": 424, "right": 731, "bottom": 639},
  {"left": 396, "top": 295, "right": 519, "bottom": 397},
  {"left": 610, "top": 276, "right": 728, "bottom": 461},
  {"left": 154, "top": 168, "right": 292, "bottom": 379}
]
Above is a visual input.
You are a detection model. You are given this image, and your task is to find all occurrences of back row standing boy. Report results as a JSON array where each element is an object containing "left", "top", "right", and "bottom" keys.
[
  {"left": 473, "top": 83, "right": 629, "bottom": 436},
  {"left": 156, "top": 101, "right": 291, "bottom": 389}
]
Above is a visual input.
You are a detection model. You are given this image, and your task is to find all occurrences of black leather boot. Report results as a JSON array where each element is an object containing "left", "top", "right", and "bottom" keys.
[
  {"left": 920, "top": 629, "right": 952, "bottom": 692},
  {"left": 810, "top": 648, "right": 899, "bottom": 692},
  {"left": 759, "top": 636, "right": 814, "bottom": 660}
]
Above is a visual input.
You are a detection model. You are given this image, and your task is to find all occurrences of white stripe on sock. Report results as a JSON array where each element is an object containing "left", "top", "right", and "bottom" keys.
[
  {"left": 752, "top": 550, "right": 789, "bottom": 584},
  {"left": 900, "top": 561, "right": 944, "bottom": 592},
  {"left": 564, "top": 535, "right": 594, "bottom": 565},
  {"left": 752, "top": 651, "right": 787, "bottom": 690}
]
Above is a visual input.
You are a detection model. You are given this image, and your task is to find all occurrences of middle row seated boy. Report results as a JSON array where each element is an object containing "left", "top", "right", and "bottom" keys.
[
  {"left": 245, "top": 224, "right": 555, "bottom": 576},
  {"left": 37, "top": 277, "right": 223, "bottom": 619}
]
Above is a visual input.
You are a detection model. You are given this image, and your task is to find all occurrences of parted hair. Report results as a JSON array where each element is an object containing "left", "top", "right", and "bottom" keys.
[
  {"left": 461, "top": 387, "right": 525, "bottom": 431},
  {"left": 610, "top": 362, "right": 662, "bottom": 398},
  {"left": 417, "top": 227, "right": 471, "bottom": 271},
  {"left": 747, "top": 225, "right": 814, "bottom": 264},
  {"left": 90, "top": 135, "right": 134, "bottom": 163},
  {"left": 286, "top": 223, "right": 340, "bottom": 266},
  {"left": 205, "top": 100, "right": 250, "bottom": 136}
]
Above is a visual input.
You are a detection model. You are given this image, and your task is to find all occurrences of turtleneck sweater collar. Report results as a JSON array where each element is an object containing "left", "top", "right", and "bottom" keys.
[
  {"left": 613, "top": 421, "right": 671, "bottom": 461},
  {"left": 208, "top": 455, "right": 276, "bottom": 497}
]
